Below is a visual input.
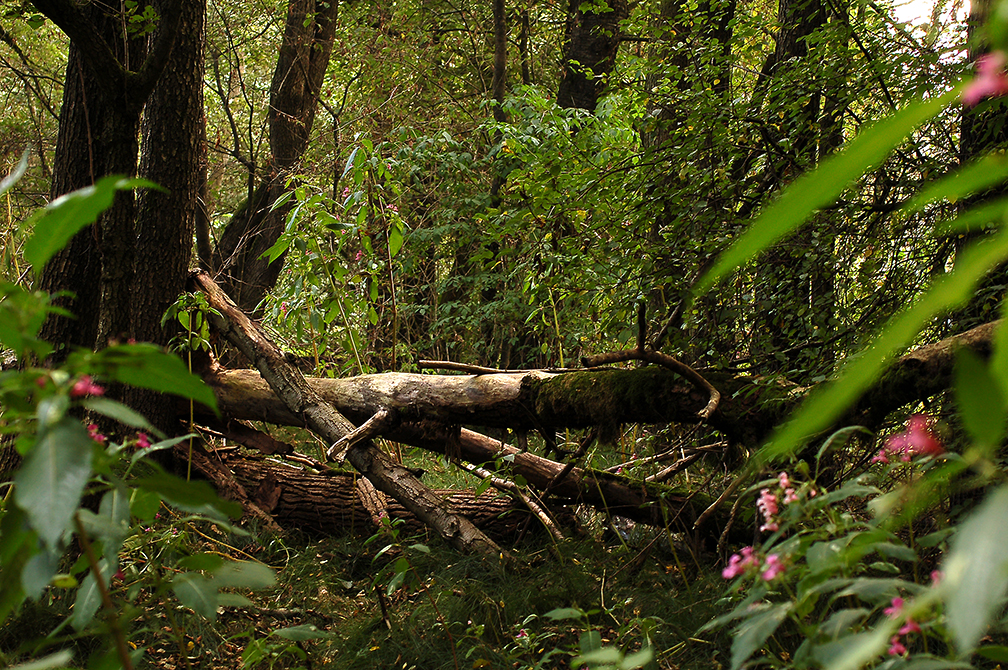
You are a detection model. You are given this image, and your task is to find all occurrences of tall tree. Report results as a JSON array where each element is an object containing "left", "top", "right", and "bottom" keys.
[
  {"left": 33, "top": 0, "right": 181, "bottom": 358},
  {"left": 556, "top": 0, "right": 628, "bottom": 111},
  {"left": 210, "top": 0, "right": 339, "bottom": 313}
]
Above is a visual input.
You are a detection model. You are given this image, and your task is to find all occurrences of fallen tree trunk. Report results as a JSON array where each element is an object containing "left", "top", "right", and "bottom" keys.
[
  {"left": 222, "top": 451, "right": 560, "bottom": 542},
  {"left": 192, "top": 271, "right": 503, "bottom": 557}
]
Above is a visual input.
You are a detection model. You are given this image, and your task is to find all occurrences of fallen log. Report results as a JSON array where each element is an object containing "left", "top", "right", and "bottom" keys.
[{"left": 192, "top": 271, "right": 503, "bottom": 557}]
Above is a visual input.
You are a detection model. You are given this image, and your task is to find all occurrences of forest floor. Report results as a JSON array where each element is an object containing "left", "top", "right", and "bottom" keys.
[{"left": 1, "top": 494, "right": 735, "bottom": 670}]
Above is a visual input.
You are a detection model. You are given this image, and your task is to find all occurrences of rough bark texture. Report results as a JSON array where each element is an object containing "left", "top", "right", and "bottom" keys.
[
  {"left": 192, "top": 272, "right": 503, "bottom": 557},
  {"left": 223, "top": 452, "right": 550, "bottom": 541},
  {"left": 128, "top": 0, "right": 206, "bottom": 431},
  {"left": 212, "top": 0, "right": 339, "bottom": 313},
  {"left": 556, "top": 0, "right": 628, "bottom": 111}
]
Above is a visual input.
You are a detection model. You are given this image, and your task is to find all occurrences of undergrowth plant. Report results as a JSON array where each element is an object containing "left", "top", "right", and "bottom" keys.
[
  {"left": 0, "top": 173, "right": 276, "bottom": 669},
  {"left": 697, "top": 3, "right": 1008, "bottom": 667}
]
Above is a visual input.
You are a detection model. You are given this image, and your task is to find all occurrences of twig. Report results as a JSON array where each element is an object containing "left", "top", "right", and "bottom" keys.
[
  {"left": 327, "top": 407, "right": 396, "bottom": 462},
  {"left": 645, "top": 451, "right": 704, "bottom": 483},
  {"left": 694, "top": 473, "right": 747, "bottom": 530},
  {"left": 458, "top": 461, "right": 564, "bottom": 542}
]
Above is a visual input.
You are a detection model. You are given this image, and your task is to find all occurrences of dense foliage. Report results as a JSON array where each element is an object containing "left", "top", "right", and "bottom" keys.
[{"left": 7, "top": 0, "right": 1008, "bottom": 668}]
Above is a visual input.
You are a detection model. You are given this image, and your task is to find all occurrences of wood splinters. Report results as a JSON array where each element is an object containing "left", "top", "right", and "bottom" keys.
[{"left": 326, "top": 407, "right": 395, "bottom": 463}]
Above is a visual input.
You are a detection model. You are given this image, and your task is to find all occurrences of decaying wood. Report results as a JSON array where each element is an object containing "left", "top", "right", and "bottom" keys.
[
  {"left": 224, "top": 452, "right": 547, "bottom": 541},
  {"left": 192, "top": 271, "right": 503, "bottom": 557}
]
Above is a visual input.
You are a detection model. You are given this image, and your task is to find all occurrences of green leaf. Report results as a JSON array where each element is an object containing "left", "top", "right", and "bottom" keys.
[
  {"left": 272, "top": 624, "right": 334, "bottom": 641},
  {"left": 7, "top": 649, "right": 75, "bottom": 670},
  {"left": 943, "top": 484, "right": 1008, "bottom": 655},
  {"left": 758, "top": 226, "right": 1008, "bottom": 465},
  {"left": 177, "top": 553, "right": 224, "bottom": 572},
  {"left": 134, "top": 472, "right": 241, "bottom": 519},
  {"left": 574, "top": 647, "right": 620, "bottom": 667},
  {"left": 173, "top": 572, "right": 218, "bottom": 620},
  {"left": 545, "top": 607, "right": 585, "bottom": 621},
  {"left": 213, "top": 560, "right": 276, "bottom": 589},
  {"left": 906, "top": 152, "right": 1008, "bottom": 213},
  {"left": 697, "top": 91, "right": 955, "bottom": 296},
  {"left": 81, "top": 397, "right": 159, "bottom": 437},
  {"left": 0, "top": 149, "right": 29, "bottom": 199},
  {"left": 954, "top": 348, "right": 1006, "bottom": 450},
  {"left": 129, "top": 489, "right": 161, "bottom": 522},
  {"left": 978, "top": 645, "right": 1008, "bottom": 662},
  {"left": 14, "top": 418, "right": 93, "bottom": 549},
  {"left": 619, "top": 647, "right": 654, "bottom": 670},
  {"left": 72, "top": 559, "right": 111, "bottom": 631},
  {"left": 935, "top": 194, "right": 1008, "bottom": 235},
  {"left": 731, "top": 603, "right": 791, "bottom": 670},
  {"left": 92, "top": 344, "right": 219, "bottom": 416},
  {"left": 21, "top": 548, "right": 59, "bottom": 601},
  {"left": 129, "top": 434, "right": 197, "bottom": 468},
  {"left": 23, "top": 176, "right": 159, "bottom": 270},
  {"left": 389, "top": 224, "right": 404, "bottom": 257},
  {"left": 812, "top": 627, "right": 891, "bottom": 670}
]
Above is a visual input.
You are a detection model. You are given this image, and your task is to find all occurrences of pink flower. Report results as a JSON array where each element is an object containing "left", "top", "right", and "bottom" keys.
[
  {"left": 899, "top": 619, "right": 922, "bottom": 636},
  {"left": 783, "top": 487, "right": 799, "bottom": 504},
  {"left": 963, "top": 51, "right": 1008, "bottom": 106},
  {"left": 877, "top": 415, "right": 943, "bottom": 463},
  {"left": 903, "top": 415, "right": 943, "bottom": 456},
  {"left": 888, "top": 635, "right": 907, "bottom": 656},
  {"left": 761, "top": 554, "right": 785, "bottom": 581},
  {"left": 777, "top": 472, "right": 791, "bottom": 489},
  {"left": 930, "top": 570, "right": 943, "bottom": 586},
  {"left": 137, "top": 433, "right": 151, "bottom": 449},
  {"left": 757, "top": 488, "right": 779, "bottom": 532},
  {"left": 355, "top": 250, "right": 364, "bottom": 261},
  {"left": 722, "top": 546, "right": 758, "bottom": 579},
  {"left": 280, "top": 301, "right": 289, "bottom": 315},
  {"left": 516, "top": 629, "right": 527, "bottom": 640},
  {"left": 70, "top": 375, "right": 105, "bottom": 398},
  {"left": 884, "top": 597, "right": 904, "bottom": 618},
  {"left": 87, "top": 423, "right": 107, "bottom": 445},
  {"left": 35, "top": 376, "right": 47, "bottom": 388},
  {"left": 386, "top": 203, "right": 398, "bottom": 213}
]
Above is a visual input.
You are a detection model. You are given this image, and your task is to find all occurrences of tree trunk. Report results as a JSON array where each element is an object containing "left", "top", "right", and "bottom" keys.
[
  {"left": 556, "top": 0, "right": 628, "bottom": 111},
  {"left": 129, "top": 0, "right": 207, "bottom": 431},
  {"left": 212, "top": 0, "right": 339, "bottom": 313}
]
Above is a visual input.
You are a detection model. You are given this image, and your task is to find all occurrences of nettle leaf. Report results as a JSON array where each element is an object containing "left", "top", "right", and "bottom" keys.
[
  {"left": 20, "top": 548, "right": 59, "bottom": 601},
  {"left": 272, "top": 624, "right": 334, "bottom": 641},
  {"left": 943, "top": 485, "right": 1008, "bottom": 655},
  {"left": 91, "top": 343, "right": 219, "bottom": 416},
  {"left": 14, "top": 418, "right": 93, "bottom": 549},
  {"left": 954, "top": 348, "right": 1006, "bottom": 450},
  {"left": 731, "top": 603, "right": 791, "bottom": 670},
  {"left": 23, "top": 176, "right": 160, "bottom": 270}
]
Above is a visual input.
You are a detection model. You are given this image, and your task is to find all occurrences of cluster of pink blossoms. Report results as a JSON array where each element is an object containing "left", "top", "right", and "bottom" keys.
[
  {"left": 884, "top": 597, "right": 922, "bottom": 656},
  {"left": 87, "top": 423, "right": 106, "bottom": 445},
  {"left": 70, "top": 375, "right": 105, "bottom": 398},
  {"left": 722, "top": 546, "right": 786, "bottom": 581},
  {"left": 963, "top": 51, "right": 1008, "bottom": 107},
  {"left": 757, "top": 472, "right": 813, "bottom": 533},
  {"left": 871, "top": 414, "right": 943, "bottom": 465}
]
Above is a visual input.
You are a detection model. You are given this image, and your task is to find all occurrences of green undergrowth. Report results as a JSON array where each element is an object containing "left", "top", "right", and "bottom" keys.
[{"left": 0, "top": 517, "right": 732, "bottom": 669}]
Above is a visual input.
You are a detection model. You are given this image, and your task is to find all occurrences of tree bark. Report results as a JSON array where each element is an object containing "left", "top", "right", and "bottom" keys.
[{"left": 556, "top": 0, "right": 628, "bottom": 111}]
